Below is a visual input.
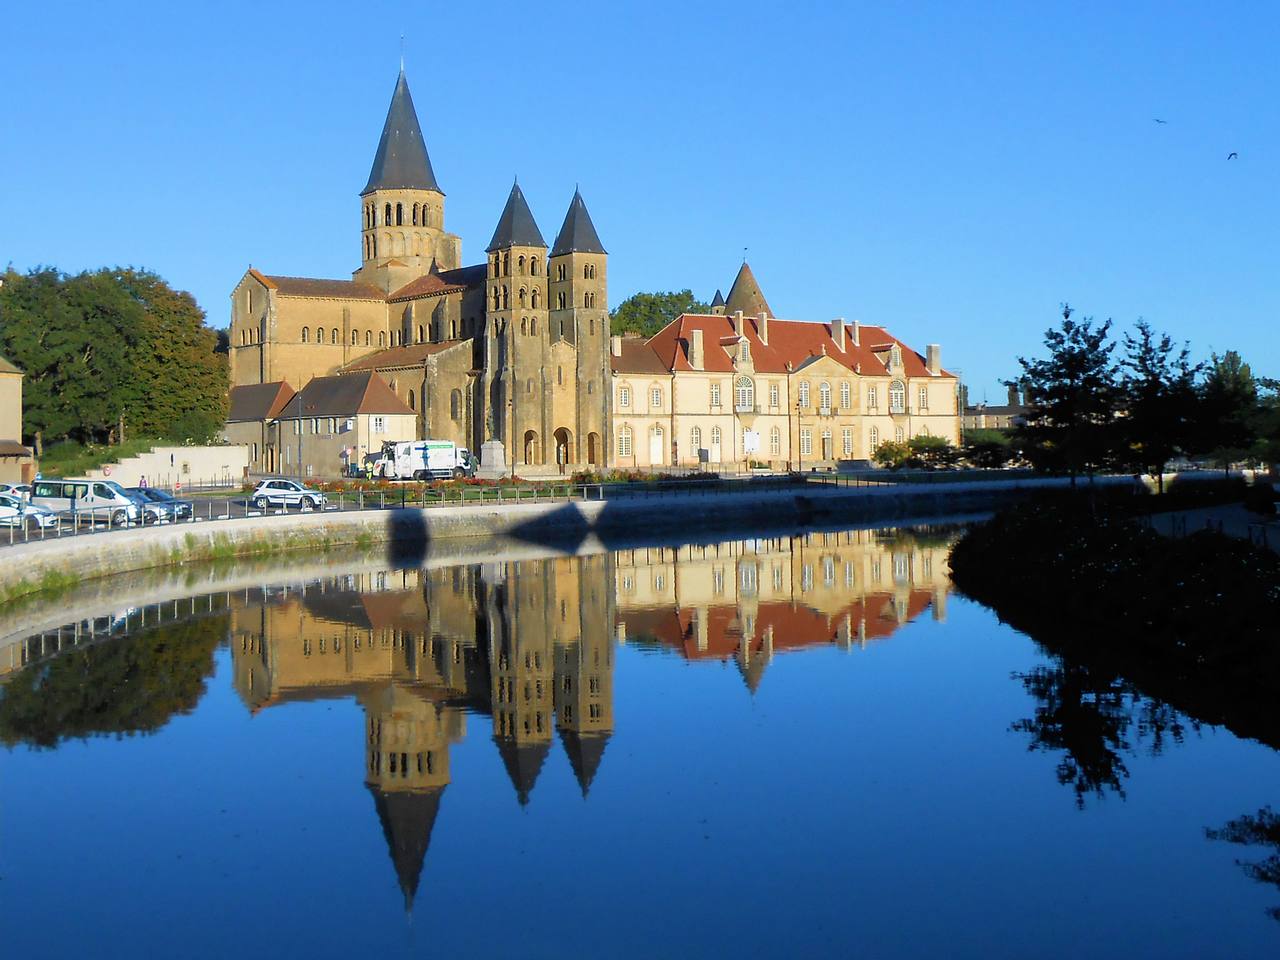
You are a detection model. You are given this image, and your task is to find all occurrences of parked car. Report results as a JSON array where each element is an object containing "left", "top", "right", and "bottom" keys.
[
  {"left": 0, "top": 493, "right": 58, "bottom": 528},
  {"left": 0, "top": 482, "right": 31, "bottom": 500},
  {"left": 250, "top": 478, "right": 328, "bottom": 511},
  {"left": 31, "top": 477, "right": 141, "bottom": 526},
  {"left": 122, "top": 488, "right": 170, "bottom": 524},
  {"left": 130, "top": 487, "right": 193, "bottom": 521}
]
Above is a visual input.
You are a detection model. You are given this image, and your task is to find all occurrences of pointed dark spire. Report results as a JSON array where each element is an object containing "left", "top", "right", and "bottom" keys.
[
  {"left": 494, "top": 737, "right": 551, "bottom": 806},
  {"left": 724, "top": 262, "right": 773, "bottom": 318},
  {"left": 368, "top": 785, "right": 445, "bottom": 914},
  {"left": 559, "top": 730, "right": 611, "bottom": 798},
  {"left": 363, "top": 71, "right": 441, "bottom": 196},
  {"left": 710, "top": 289, "right": 725, "bottom": 308},
  {"left": 550, "top": 189, "right": 607, "bottom": 256},
  {"left": 486, "top": 181, "right": 546, "bottom": 252}
]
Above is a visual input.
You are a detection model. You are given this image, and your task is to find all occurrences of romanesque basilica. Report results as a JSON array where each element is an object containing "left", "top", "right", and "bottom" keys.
[{"left": 227, "top": 69, "right": 611, "bottom": 469}]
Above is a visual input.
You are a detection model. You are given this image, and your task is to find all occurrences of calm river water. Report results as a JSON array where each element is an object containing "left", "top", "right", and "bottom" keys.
[{"left": 2, "top": 523, "right": 1278, "bottom": 958}]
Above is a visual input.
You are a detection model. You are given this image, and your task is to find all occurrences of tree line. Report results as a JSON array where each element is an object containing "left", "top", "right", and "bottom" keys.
[
  {"left": 875, "top": 305, "right": 1277, "bottom": 480},
  {"left": 0, "top": 266, "right": 228, "bottom": 453}
]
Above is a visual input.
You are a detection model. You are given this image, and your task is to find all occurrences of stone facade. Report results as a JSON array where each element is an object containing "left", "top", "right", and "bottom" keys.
[
  {"left": 0, "top": 355, "right": 33, "bottom": 483},
  {"left": 610, "top": 264, "right": 960, "bottom": 470},
  {"left": 226, "top": 70, "right": 610, "bottom": 471}
]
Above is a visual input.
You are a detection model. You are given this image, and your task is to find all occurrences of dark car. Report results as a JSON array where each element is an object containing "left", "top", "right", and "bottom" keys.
[{"left": 131, "top": 487, "right": 194, "bottom": 520}]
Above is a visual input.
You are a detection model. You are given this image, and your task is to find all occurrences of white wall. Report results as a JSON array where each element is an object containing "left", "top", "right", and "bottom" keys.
[{"left": 85, "top": 445, "right": 251, "bottom": 489}]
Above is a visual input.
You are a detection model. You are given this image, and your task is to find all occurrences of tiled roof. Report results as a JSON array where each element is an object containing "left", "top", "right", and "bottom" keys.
[
  {"left": 646, "top": 313, "right": 954, "bottom": 379},
  {"left": 253, "top": 270, "right": 386, "bottom": 301},
  {"left": 343, "top": 341, "right": 463, "bottom": 371},
  {"left": 281, "top": 371, "right": 414, "bottom": 419},
  {"left": 388, "top": 272, "right": 466, "bottom": 302},
  {"left": 0, "top": 354, "right": 22, "bottom": 375},
  {"left": 486, "top": 182, "right": 545, "bottom": 252},
  {"left": 723, "top": 262, "right": 773, "bottom": 319},
  {"left": 0, "top": 440, "right": 31, "bottom": 456},
  {"left": 437, "top": 264, "right": 487, "bottom": 289},
  {"left": 610, "top": 337, "right": 669, "bottom": 375},
  {"left": 227, "top": 381, "right": 296, "bottom": 422},
  {"left": 362, "top": 70, "right": 442, "bottom": 195},
  {"left": 550, "top": 189, "right": 606, "bottom": 256}
]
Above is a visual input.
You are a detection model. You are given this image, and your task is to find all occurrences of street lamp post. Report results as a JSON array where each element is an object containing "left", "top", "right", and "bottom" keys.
[
  {"left": 294, "top": 391, "right": 304, "bottom": 480},
  {"left": 795, "top": 399, "right": 803, "bottom": 474}
]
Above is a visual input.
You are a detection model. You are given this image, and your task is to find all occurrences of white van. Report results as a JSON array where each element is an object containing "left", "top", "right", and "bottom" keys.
[{"left": 31, "top": 477, "right": 142, "bottom": 526}]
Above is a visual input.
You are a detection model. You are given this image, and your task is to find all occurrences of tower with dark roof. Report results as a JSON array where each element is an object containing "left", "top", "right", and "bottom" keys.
[
  {"left": 482, "top": 182, "right": 550, "bottom": 463},
  {"left": 723, "top": 262, "right": 773, "bottom": 319},
  {"left": 355, "top": 71, "right": 462, "bottom": 293},
  {"left": 548, "top": 189, "right": 611, "bottom": 467}
]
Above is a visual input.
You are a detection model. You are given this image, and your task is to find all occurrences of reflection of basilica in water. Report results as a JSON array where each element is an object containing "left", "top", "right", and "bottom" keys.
[{"left": 225, "top": 528, "right": 953, "bottom": 910}]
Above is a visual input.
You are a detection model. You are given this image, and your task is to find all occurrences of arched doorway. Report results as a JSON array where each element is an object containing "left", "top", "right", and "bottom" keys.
[
  {"left": 554, "top": 428, "right": 572, "bottom": 470},
  {"left": 523, "top": 430, "right": 539, "bottom": 465},
  {"left": 587, "top": 432, "right": 600, "bottom": 466}
]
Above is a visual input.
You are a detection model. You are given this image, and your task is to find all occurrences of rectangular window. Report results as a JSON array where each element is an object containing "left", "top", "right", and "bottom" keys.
[
  {"left": 840, "top": 381, "right": 851, "bottom": 409},
  {"left": 619, "top": 386, "right": 631, "bottom": 408},
  {"left": 372, "top": 416, "right": 386, "bottom": 434},
  {"left": 770, "top": 430, "right": 780, "bottom": 455},
  {"left": 800, "top": 429, "right": 812, "bottom": 456},
  {"left": 710, "top": 382, "right": 721, "bottom": 407},
  {"left": 842, "top": 428, "right": 853, "bottom": 456},
  {"left": 868, "top": 386, "right": 878, "bottom": 408},
  {"left": 769, "top": 382, "right": 780, "bottom": 408},
  {"left": 651, "top": 387, "right": 662, "bottom": 409},
  {"left": 618, "top": 430, "right": 632, "bottom": 457},
  {"left": 918, "top": 386, "right": 929, "bottom": 410}
]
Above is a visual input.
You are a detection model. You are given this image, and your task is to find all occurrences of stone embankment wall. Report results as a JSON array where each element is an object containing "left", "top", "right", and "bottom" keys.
[{"left": 0, "top": 479, "right": 1069, "bottom": 603}]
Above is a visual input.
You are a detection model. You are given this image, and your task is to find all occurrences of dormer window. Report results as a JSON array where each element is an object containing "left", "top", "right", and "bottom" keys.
[
  {"left": 738, "top": 341, "right": 750, "bottom": 363},
  {"left": 890, "top": 345, "right": 902, "bottom": 369}
]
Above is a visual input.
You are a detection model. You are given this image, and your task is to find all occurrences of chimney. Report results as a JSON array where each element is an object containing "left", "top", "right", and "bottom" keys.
[
  {"left": 832, "top": 317, "right": 845, "bottom": 352},
  {"left": 1007, "top": 382, "right": 1020, "bottom": 406},
  {"left": 758, "top": 311, "right": 769, "bottom": 345},
  {"left": 689, "top": 329, "right": 705, "bottom": 370},
  {"left": 610, "top": 335, "right": 622, "bottom": 358},
  {"left": 850, "top": 320, "right": 860, "bottom": 347},
  {"left": 732, "top": 310, "right": 744, "bottom": 338},
  {"left": 926, "top": 343, "right": 942, "bottom": 376}
]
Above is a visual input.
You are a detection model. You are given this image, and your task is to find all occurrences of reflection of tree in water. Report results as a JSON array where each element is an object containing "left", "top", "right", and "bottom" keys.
[
  {"left": 1206, "top": 808, "right": 1280, "bottom": 922},
  {"left": 1012, "top": 658, "right": 1192, "bottom": 808},
  {"left": 0, "top": 615, "right": 226, "bottom": 749}
]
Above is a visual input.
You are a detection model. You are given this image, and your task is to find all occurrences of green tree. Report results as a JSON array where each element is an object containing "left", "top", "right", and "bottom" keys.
[
  {"left": 1012, "top": 305, "right": 1120, "bottom": 485},
  {"left": 873, "top": 439, "right": 912, "bottom": 469},
  {"left": 906, "top": 435, "right": 959, "bottom": 468},
  {"left": 610, "top": 289, "right": 708, "bottom": 338},
  {"left": 1118, "top": 321, "right": 1201, "bottom": 492},
  {"left": 0, "top": 266, "right": 227, "bottom": 450},
  {"left": 962, "top": 427, "right": 1014, "bottom": 468},
  {"left": 1196, "top": 351, "right": 1258, "bottom": 471}
]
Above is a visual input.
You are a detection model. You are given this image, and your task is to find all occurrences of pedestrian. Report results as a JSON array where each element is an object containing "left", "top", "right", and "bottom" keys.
[{"left": 139, "top": 475, "right": 149, "bottom": 490}]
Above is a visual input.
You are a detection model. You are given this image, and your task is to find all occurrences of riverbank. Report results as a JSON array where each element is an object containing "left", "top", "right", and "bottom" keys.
[{"left": 949, "top": 502, "right": 1280, "bottom": 748}]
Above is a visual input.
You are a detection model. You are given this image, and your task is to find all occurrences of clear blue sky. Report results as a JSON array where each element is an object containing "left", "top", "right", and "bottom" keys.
[{"left": 3, "top": 0, "right": 1276, "bottom": 398}]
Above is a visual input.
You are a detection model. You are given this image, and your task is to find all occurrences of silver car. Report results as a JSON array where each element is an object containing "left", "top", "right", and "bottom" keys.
[
  {"left": 0, "top": 493, "right": 59, "bottom": 528},
  {"left": 250, "top": 478, "right": 328, "bottom": 511}
]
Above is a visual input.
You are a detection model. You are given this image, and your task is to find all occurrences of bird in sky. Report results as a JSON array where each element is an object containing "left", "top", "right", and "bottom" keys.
[
  {"left": 1153, "top": 118, "right": 1168, "bottom": 124},
  {"left": 1228, "top": 151, "right": 1239, "bottom": 160}
]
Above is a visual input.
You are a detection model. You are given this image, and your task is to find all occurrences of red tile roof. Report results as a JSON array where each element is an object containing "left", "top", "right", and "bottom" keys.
[
  {"left": 343, "top": 341, "right": 465, "bottom": 371},
  {"left": 645, "top": 314, "right": 954, "bottom": 379},
  {"left": 610, "top": 337, "right": 669, "bottom": 375},
  {"left": 250, "top": 269, "right": 385, "bottom": 301},
  {"left": 281, "top": 371, "right": 414, "bottom": 418},
  {"left": 388, "top": 273, "right": 467, "bottom": 302},
  {"left": 227, "top": 381, "right": 297, "bottom": 422}
]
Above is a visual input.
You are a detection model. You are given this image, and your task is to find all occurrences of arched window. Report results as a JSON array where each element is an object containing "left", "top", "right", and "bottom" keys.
[
  {"left": 840, "top": 381, "right": 851, "bottom": 409},
  {"left": 589, "top": 318, "right": 595, "bottom": 335},
  {"left": 491, "top": 255, "right": 500, "bottom": 279},
  {"left": 301, "top": 327, "right": 310, "bottom": 343},
  {"left": 584, "top": 264, "right": 591, "bottom": 279},
  {"left": 417, "top": 324, "right": 424, "bottom": 343},
  {"left": 889, "top": 380, "right": 906, "bottom": 414},
  {"left": 895, "top": 425, "right": 905, "bottom": 443},
  {"left": 502, "top": 287, "right": 509, "bottom": 310},
  {"left": 557, "top": 292, "right": 566, "bottom": 309},
  {"left": 331, "top": 327, "right": 339, "bottom": 344},
  {"left": 502, "top": 252, "right": 510, "bottom": 276},
  {"left": 372, "top": 235, "right": 378, "bottom": 257},
  {"left": 617, "top": 425, "right": 632, "bottom": 458},
  {"left": 518, "top": 255, "right": 526, "bottom": 274},
  {"left": 412, "top": 203, "right": 419, "bottom": 226},
  {"left": 493, "top": 288, "right": 501, "bottom": 310},
  {"left": 819, "top": 382, "right": 831, "bottom": 410},
  {"left": 770, "top": 427, "right": 781, "bottom": 455},
  {"left": 519, "top": 287, "right": 527, "bottom": 307},
  {"left": 711, "top": 426, "right": 722, "bottom": 449},
  {"left": 395, "top": 203, "right": 403, "bottom": 226},
  {"left": 379, "top": 332, "right": 387, "bottom": 347},
  {"left": 530, "top": 257, "right": 539, "bottom": 275},
  {"left": 450, "top": 389, "right": 462, "bottom": 420},
  {"left": 351, "top": 330, "right": 359, "bottom": 345},
  {"left": 408, "top": 391, "right": 415, "bottom": 410},
  {"left": 316, "top": 327, "right": 325, "bottom": 344},
  {"left": 365, "top": 331, "right": 371, "bottom": 347},
  {"left": 557, "top": 366, "right": 563, "bottom": 385},
  {"left": 870, "top": 426, "right": 880, "bottom": 450},
  {"left": 531, "top": 318, "right": 538, "bottom": 335},
  {"left": 798, "top": 381, "right": 810, "bottom": 407},
  {"left": 531, "top": 289, "right": 540, "bottom": 308},
  {"left": 691, "top": 426, "right": 702, "bottom": 452},
  {"left": 526, "top": 378, "right": 534, "bottom": 394},
  {"left": 521, "top": 318, "right": 528, "bottom": 336},
  {"left": 241, "top": 329, "right": 247, "bottom": 346},
  {"left": 384, "top": 203, "right": 392, "bottom": 225},
  {"left": 735, "top": 376, "right": 754, "bottom": 411}
]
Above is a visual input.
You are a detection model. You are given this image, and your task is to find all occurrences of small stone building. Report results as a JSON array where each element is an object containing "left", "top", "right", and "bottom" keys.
[
  {"left": 223, "top": 381, "right": 296, "bottom": 474},
  {"left": 0, "top": 355, "right": 33, "bottom": 483}
]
